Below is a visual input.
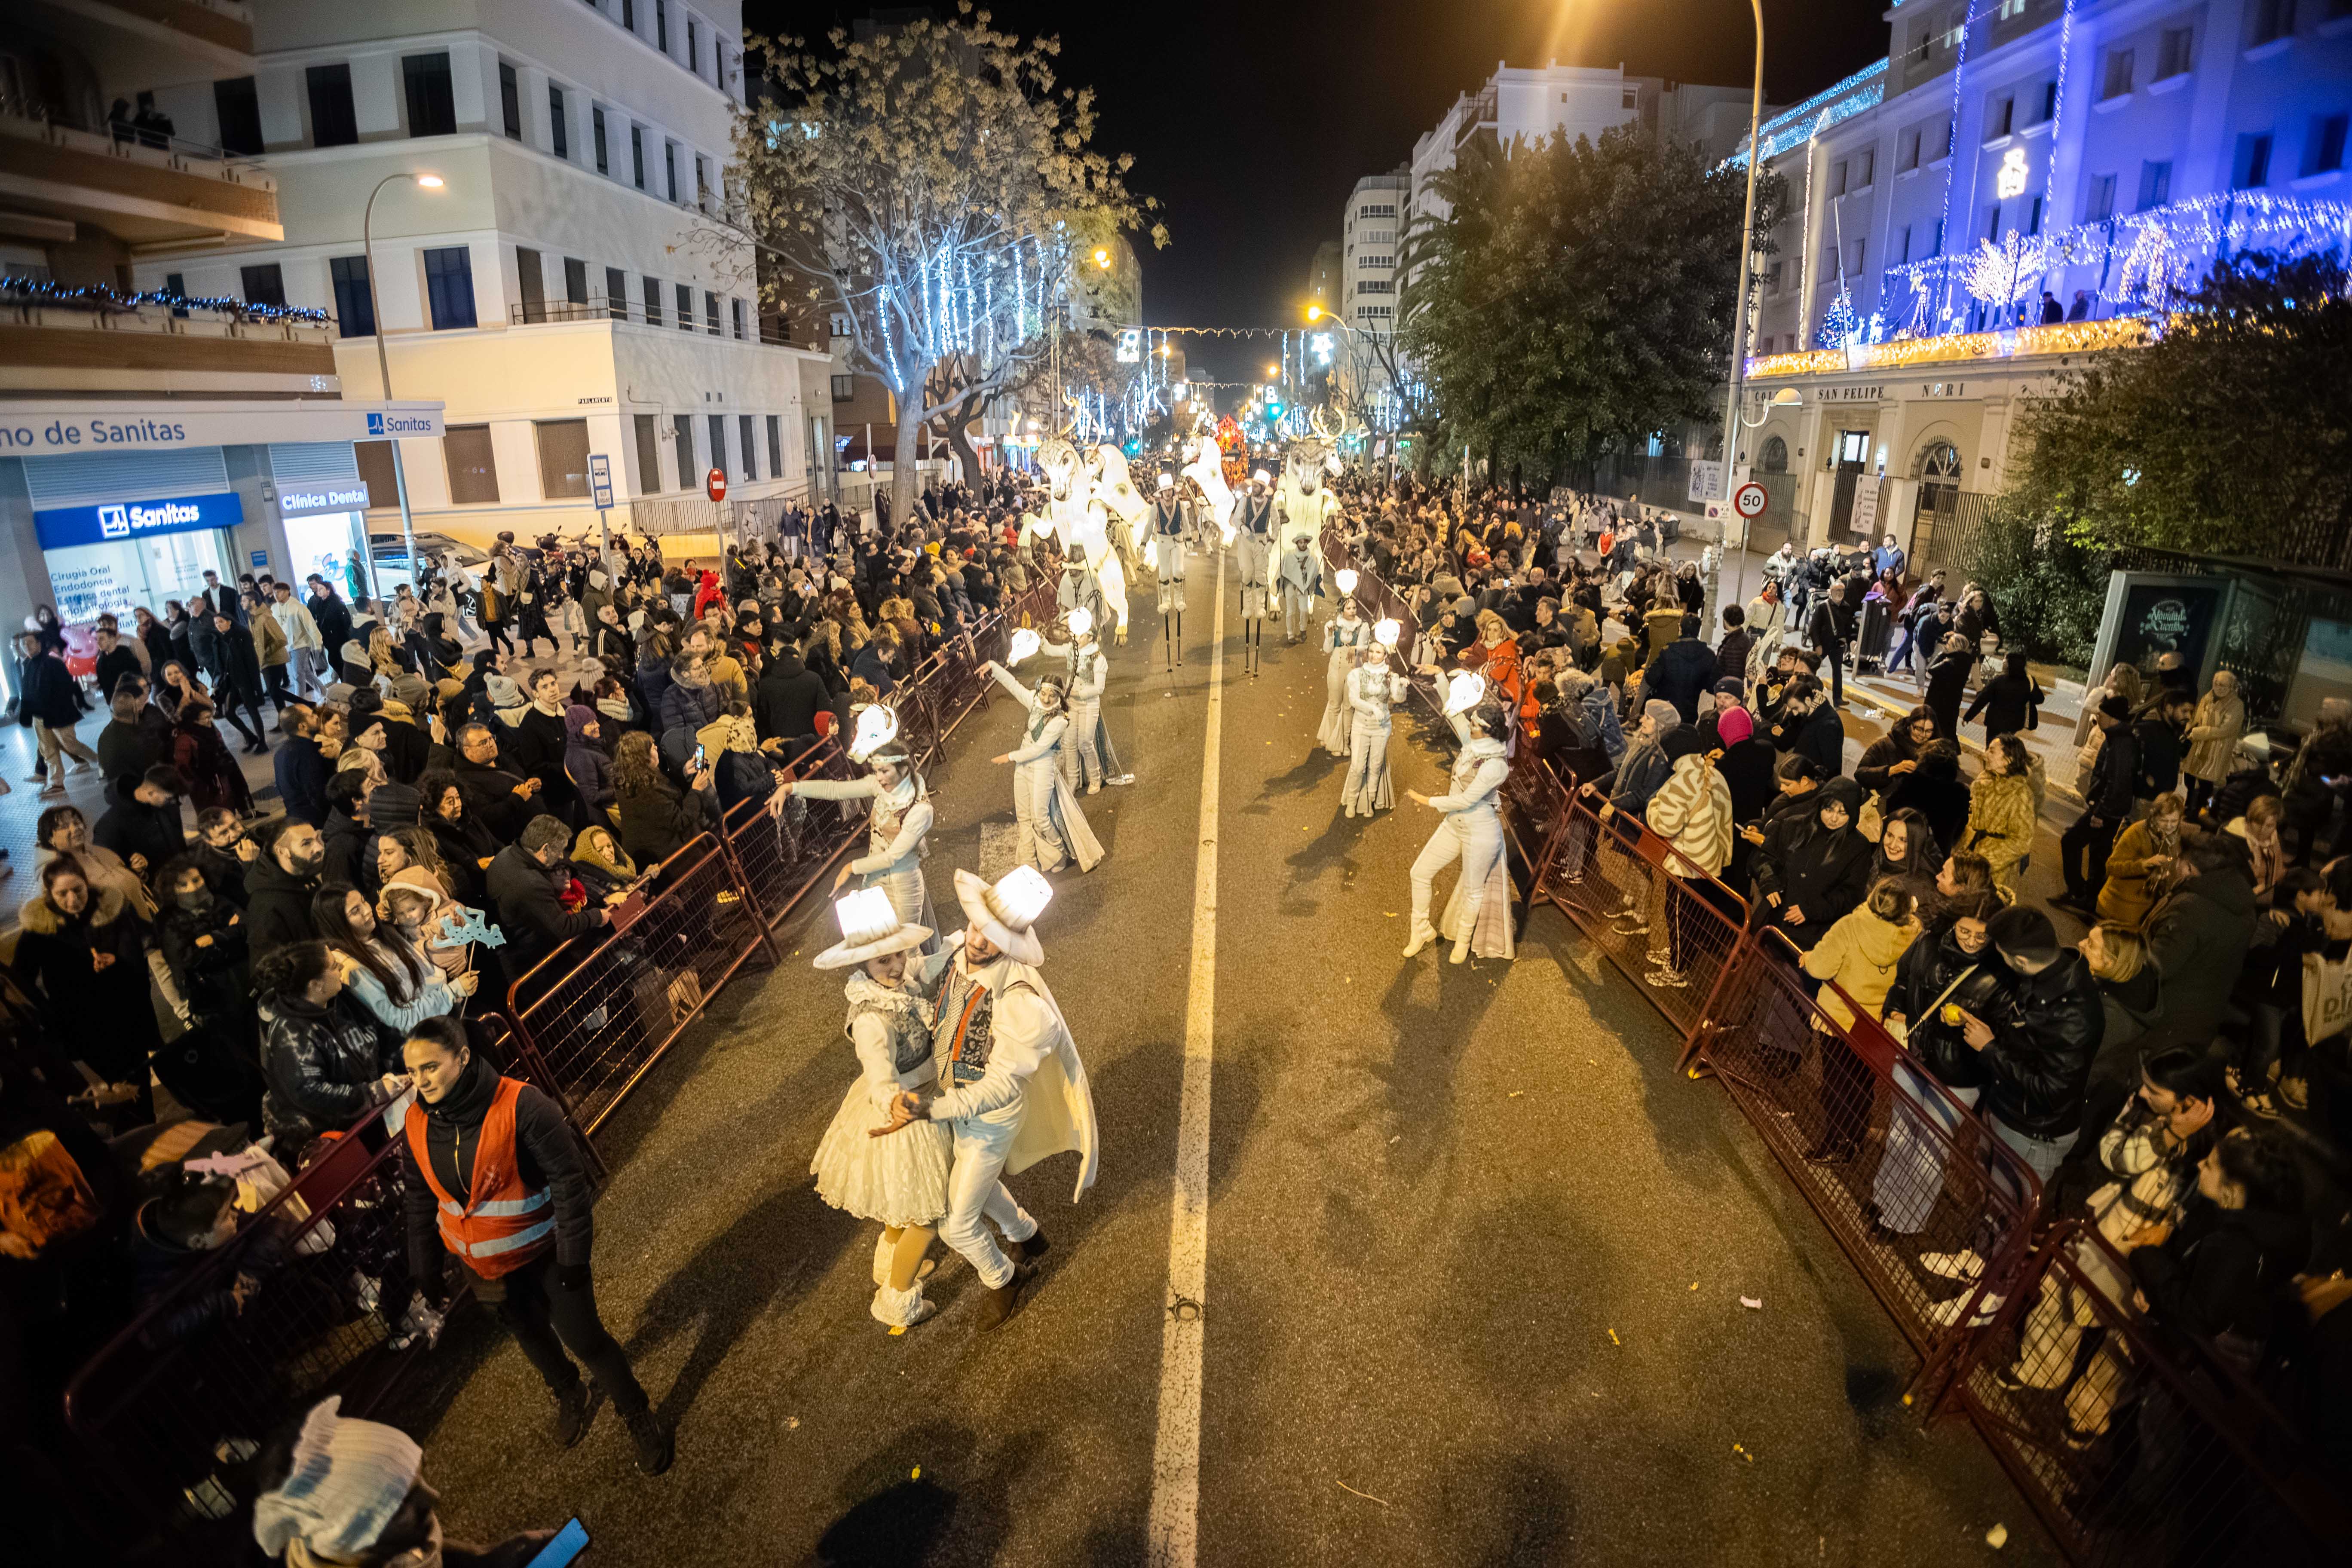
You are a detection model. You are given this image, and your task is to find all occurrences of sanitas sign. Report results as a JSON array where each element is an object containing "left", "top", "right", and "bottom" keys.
[
  {"left": 34, "top": 490, "right": 244, "bottom": 550},
  {"left": 279, "top": 485, "right": 371, "bottom": 516},
  {"left": 0, "top": 401, "right": 444, "bottom": 454}
]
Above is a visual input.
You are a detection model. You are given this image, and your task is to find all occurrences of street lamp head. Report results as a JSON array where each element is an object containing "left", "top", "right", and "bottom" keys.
[
  {"left": 1771, "top": 388, "right": 1800, "bottom": 406},
  {"left": 1093, "top": 247, "right": 1111, "bottom": 269},
  {"left": 414, "top": 174, "right": 446, "bottom": 189},
  {"left": 1305, "top": 305, "right": 1324, "bottom": 322}
]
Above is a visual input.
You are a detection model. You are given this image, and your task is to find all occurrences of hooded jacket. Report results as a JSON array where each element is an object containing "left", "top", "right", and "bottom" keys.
[
  {"left": 1802, "top": 904, "right": 1922, "bottom": 1030},
  {"left": 1753, "top": 777, "right": 1874, "bottom": 949},
  {"left": 243, "top": 854, "right": 322, "bottom": 958},
  {"left": 563, "top": 706, "right": 616, "bottom": 815},
  {"left": 1644, "top": 750, "right": 1734, "bottom": 878},
  {"left": 1646, "top": 636, "right": 1718, "bottom": 725},
  {"left": 2143, "top": 867, "right": 2257, "bottom": 1050}
]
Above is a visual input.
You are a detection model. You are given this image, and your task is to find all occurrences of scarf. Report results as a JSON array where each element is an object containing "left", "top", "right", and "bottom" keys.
[
  {"left": 844, "top": 968, "right": 933, "bottom": 1023},
  {"left": 571, "top": 827, "right": 638, "bottom": 882}
]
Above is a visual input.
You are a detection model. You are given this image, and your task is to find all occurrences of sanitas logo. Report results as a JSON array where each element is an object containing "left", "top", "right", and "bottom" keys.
[
  {"left": 126, "top": 501, "right": 203, "bottom": 529},
  {"left": 367, "top": 412, "right": 435, "bottom": 435}
]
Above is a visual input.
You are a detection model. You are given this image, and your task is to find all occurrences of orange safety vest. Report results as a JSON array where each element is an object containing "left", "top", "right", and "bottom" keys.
[{"left": 404, "top": 1077, "right": 554, "bottom": 1279}]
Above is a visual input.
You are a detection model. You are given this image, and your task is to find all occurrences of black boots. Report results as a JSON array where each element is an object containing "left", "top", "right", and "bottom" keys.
[
  {"left": 626, "top": 1408, "right": 674, "bottom": 1476},
  {"left": 550, "top": 1380, "right": 604, "bottom": 1448}
]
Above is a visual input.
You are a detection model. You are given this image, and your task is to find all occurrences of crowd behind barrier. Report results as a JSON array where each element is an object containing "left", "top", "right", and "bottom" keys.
[{"left": 1319, "top": 530, "right": 2349, "bottom": 1565}]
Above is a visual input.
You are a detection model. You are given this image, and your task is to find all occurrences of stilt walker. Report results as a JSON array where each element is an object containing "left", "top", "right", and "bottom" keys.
[
  {"left": 867, "top": 866, "right": 1100, "bottom": 1332},
  {"left": 1402, "top": 674, "right": 1516, "bottom": 965},
  {"left": 1146, "top": 473, "right": 1187, "bottom": 673},
  {"left": 775, "top": 705, "right": 936, "bottom": 938},
  {"left": 1038, "top": 608, "right": 1130, "bottom": 794},
  {"left": 1317, "top": 570, "right": 1372, "bottom": 756},
  {"left": 808, "top": 888, "right": 955, "bottom": 1328},
  {"left": 1341, "top": 619, "right": 1409, "bottom": 818},
  {"left": 986, "top": 644, "right": 1105, "bottom": 873},
  {"left": 1230, "top": 471, "right": 1276, "bottom": 677}
]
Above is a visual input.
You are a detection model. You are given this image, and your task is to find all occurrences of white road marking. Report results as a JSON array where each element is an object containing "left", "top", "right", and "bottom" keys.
[{"left": 1146, "top": 552, "right": 1222, "bottom": 1567}]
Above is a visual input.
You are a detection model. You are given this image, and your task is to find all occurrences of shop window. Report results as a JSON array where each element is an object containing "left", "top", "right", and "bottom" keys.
[
  {"left": 634, "top": 415, "right": 660, "bottom": 493},
  {"left": 536, "top": 419, "right": 593, "bottom": 498},
  {"left": 673, "top": 414, "right": 696, "bottom": 489},
  {"left": 740, "top": 415, "right": 757, "bottom": 480},
  {"left": 423, "top": 246, "right": 477, "bottom": 329},
  {"left": 306, "top": 64, "right": 358, "bottom": 148},
  {"left": 330, "top": 256, "right": 373, "bottom": 337},
  {"left": 404, "top": 53, "right": 457, "bottom": 138},
  {"left": 214, "top": 77, "right": 262, "bottom": 156},
  {"left": 444, "top": 425, "right": 500, "bottom": 504},
  {"left": 241, "top": 263, "right": 286, "bottom": 309}
]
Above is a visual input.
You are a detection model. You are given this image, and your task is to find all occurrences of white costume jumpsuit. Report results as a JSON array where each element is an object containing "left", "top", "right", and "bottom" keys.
[
  {"left": 1040, "top": 637, "right": 1121, "bottom": 793},
  {"left": 1147, "top": 494, "right": 1187, "bottom": 612},
  {"left": 986, "top": 662, "right": 1105, "bottom": 873},
  {"left": 787, "top": 772, "right": 935, "bottom": 935},
  {"left": 1318, "top": 611, "right": 1374, "bottom": 756},
  {"left": 1342, "top": 659, "right": 1409, "bottom": 817},
  {"left": 1232, "top": 494, "right": 1276, "bottom": 619},
  {"left": 1274, "top": 538, "right": 1321, "bottom": 641},
  {"left": 1407, "top": 714, "right": 1515, "bottom": 961}
]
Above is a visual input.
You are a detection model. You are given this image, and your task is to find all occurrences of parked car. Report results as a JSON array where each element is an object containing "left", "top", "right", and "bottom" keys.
[{"left": 368, "top": 531, "right": 492, "bottom": 577}]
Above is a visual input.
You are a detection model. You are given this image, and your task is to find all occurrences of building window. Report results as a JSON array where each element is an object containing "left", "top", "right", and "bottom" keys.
[
  {"left": 2036, "top": 80, "right": 2058, "bottom": 124},
  {"left": 706, "top": 416, "right": 727, "bottom": 480},
  {"left": 688, "top": 17, "right": 699, "bottom": 75},
  {"left": 1930, "top": 218, "right": 1945, "bottom": 257},
  {"left": 1831, "top": 159, "right": 1849, "bottom": 196},
  {"left": 1759, "top": 435, "right": 1788, "bottom": 472},
  {"left": 1847, "top": 239, "right": 1866, "bottom": 276},
  {"left": 1895, "top": 225, "right": 1911, "bottom": 265},
  {"left": 1356, "top": 279, "right": 1394, "bottom": 294},
  {"left": 564, "top": 257, "right": 588, "bottom": 305},
  {"left": 673, "top": 413, "right": 696, "bottom": 489},
  {"left": 499, "top": 62, "right": 521, "bottom": 138},
  {"left": 2234, "top": 132, "right": 2274, "bottom": 188},
  {"left": 1360, "top": 254, "right": 1393, "bottom": 268},
  {"left": 214, "top": 77, "right": 263, "bottom": 156},
  {"left": 2309, "top": 112, "right": 2350, "bottom": 175},
  {"left": 423, "top": 246, "right": 477, "bottom": 329},
  {"left": 404, "top": 53, "right": 457, "bottom": 137},
  {"left": 1855, "top": 149, "right": 1874, "bottom": 187},
  {"left": 766, "top": 415, "right": 783, "bottom": 477},
  {"left": 704, "top": 290, "right": 720, "bottom": 335},
  {"left": 831, "top": 375, "right": 854, "bottom": 401},
  {"left": 306, "top": 64, "right": 358, "bottom": 147},
  {"left": 2101, "top": 48, "right": 2135, "bottom": 100},
  {"left": 676, "top": 284, "right": 693, "bottom": 330},
  {"left": 2251, "top": 0, "right": 2297, "bottom": 47},
  {"left": 1621, "top": 86, "right": 1639, "bottom": 110},
  {"left": 643, "top": 276, "right": 662, "bottom": 325},
  {"left": 593, "top": 106, "right": 609, "bottom": 172},
  {"left": 443, "top": 425, "right": 500, "bottom": 504},
  {"left": 1898, "top": 126, "right": 1920, "bottom": 172},
  {"left": 1985, "top": 202, "right": 2003, "bottom": 239},
  {"left": 2027, "top": 195, "right": 2044, "bottom": 234},
  {"left": 656, "top": 0, "right": 669, "bottom": 53},
  {"left": 666, "top": 143, "right": 680, "bottom": 202},
  {"left": 2136, "top": 158, "right": 2173, "bottom": 210},
  {"left": 2156, "top": 27, "right": 2194, "bottom": 80},
  {"left": 2084, "top": 172, "right": 2117, "bottom": 220},
  {"left": 739, "top": 414, "right": 757, "bottom": 479},
  {"left": 517, "top": 247, "right": 545, "bottom": 320},
  {"left": 329, "top": 256, "right": 373, "bottom": 336},
  {"left": 634, "top": 413, "right": 659, "bottom": 492},
  {"left": 605, "top": 266, "right": 628, "bottom": 320},
  {"left": 549, "top": 86, "right": 569, "bottom": 159},
  {"left": 731, "top": 297, "right": 747, "bottom": 339},
  {"left": 623, "top": 0, "right": 635, "bottom": 27},
  {"left": 1357, "top": 203, "right": 1395, "bottom": 219},
  {"left": 1765, "top": 260, "right": 1785, "bottom": 293},
  {"left": 240, "top": 263, "right": 285, "bottom": 309},
  {"left": 631, "top": 126, "right": 646, "bottom": 189},
  {"left": 536, "top": 419, "right": 593, "bottom": 498}
]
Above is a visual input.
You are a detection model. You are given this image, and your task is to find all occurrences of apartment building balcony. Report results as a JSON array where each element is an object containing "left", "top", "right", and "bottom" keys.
[
  {"left": 25, "top": 0, "right": 254, "bottom": 84},
  {"left": 0, "top": 288, "right": 335, "bottom": 393},
  {"left": 508, "top": 295, "right": 815, "bottom": 349},
  {"left": 0, "top": 110, "right": 281, "bottom": 246}
]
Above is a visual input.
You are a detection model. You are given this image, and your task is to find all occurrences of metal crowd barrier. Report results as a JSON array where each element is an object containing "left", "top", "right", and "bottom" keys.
[{"left": 62, "top": 1023, "right": 547, "bottom": 1548}]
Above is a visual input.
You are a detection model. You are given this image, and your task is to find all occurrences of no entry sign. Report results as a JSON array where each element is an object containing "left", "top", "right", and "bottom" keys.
[
  {"left": 706, "top": 467, "right": 728, "bottom": 503},
  {"left": 1734, "top": 481, "right": 1769, "bottom": 519}
]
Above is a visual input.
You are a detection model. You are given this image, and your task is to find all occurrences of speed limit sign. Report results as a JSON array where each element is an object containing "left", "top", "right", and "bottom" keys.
[
  {"left": 1733, "top": 481, "right": 1769, "bottom": 519},
  {"left": 706, "top": 467, "right": 729, "bottom": 503}
]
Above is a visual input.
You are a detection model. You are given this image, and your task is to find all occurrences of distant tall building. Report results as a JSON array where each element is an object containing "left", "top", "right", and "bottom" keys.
[
  {"left": 1307, "top": 239, "right": 1341, "bottom": 314},
  {"left": 1341, "top": 170, "right": 1409, "bottom": 333}
]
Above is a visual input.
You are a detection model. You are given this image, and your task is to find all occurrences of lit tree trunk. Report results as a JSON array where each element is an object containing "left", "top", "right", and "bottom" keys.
[{"left": 892, "top": 395, "right": 924, "bottom": 524}]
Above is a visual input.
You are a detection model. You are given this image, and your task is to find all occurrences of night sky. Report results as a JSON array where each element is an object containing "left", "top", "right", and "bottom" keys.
[{"left": 744, "top": 1, "right": 1888, "bottom": 383}]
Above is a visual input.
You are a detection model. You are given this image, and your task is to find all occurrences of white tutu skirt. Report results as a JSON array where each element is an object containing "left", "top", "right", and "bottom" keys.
[{"left": 810, "top": 1078, "right": 954, "bottom": 1229}]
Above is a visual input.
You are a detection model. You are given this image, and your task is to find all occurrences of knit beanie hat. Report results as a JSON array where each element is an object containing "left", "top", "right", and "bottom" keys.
[
  {"left": 1716, "top": 706, "right": 1755, "bottom": 747},
  {"left": 1662, "top": 724, "right": 1707, "bottom": 763},
  {"left": 251, "top": 1397, "right": 421, "bottom": 1561},
  {"left": 1643, "top": 699, "right": 1680, "bottom": 734},
  {"left": 565, "top": 704, "right": 597, "bottom": 741},
  {"left": 368, "top": 782, "right": 422, "bottom": 828}
]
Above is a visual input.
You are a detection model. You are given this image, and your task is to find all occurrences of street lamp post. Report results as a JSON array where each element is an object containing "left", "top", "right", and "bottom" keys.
[
  {"left": 362, "top": 172, "right": 444, "bottom": 592},
  {"left": 1718, "top": 0, "right": 1768, "bottom": 623}
]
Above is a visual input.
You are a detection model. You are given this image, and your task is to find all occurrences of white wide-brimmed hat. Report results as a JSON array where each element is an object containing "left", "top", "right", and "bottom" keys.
[
  {"left": 954, "top": 866, "right": 1050, "bottom": 967},
  {"left": 812, "top": 887, "right": 933, "bottom": 970}
]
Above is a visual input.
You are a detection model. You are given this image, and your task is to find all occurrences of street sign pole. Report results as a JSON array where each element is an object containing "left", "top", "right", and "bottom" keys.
[{"left": 587, "top": 453, "right": 615, "bottom": 572}]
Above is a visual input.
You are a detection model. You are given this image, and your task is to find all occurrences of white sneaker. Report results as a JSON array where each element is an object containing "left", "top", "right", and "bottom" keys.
[
  {"left": 1920, "top": 1249, "right": 1985, "bottom": 1283},
  {"left": 1929, "top": 1290, "right": 2004, "bottom": 1329}
]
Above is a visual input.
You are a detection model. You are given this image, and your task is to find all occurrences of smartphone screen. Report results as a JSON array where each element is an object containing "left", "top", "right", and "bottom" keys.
[
  {"left": 692, "top": 744, "right": 707, "bottom": 769},
  {"left": 527, "top": 1519, "right": 589, "bottom": 1568}
]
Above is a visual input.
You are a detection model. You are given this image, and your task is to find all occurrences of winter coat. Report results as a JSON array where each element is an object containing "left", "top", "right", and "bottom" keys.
[
  {"left": 1853, "top": 730, "right": 1919, "bottom": 799},
  {"left": 1963, "top": 673, "right": 2043, "bottom": 738},
  {"left": 2142, "top": 868, "right": 2257, "bottom": 1052},
  {"left": 15, "top": 651, "right": 85, "bottom": 729},
  {"left": 1782, "top": 701, "right": 1846, "bottom": 778},
  {"left": 1924, "top": 649, "right": 1973, "bottom": 736},
  {"left": 1884, "top": 757, "right": 1973, "bottom": 858},
  {"left": 1647, "top": 639, "right": 1718, "bottom": 725},
  {"left": 2095, "top": 818, "right": 2175, "bottom": 929},
  {"left": 615, "top": 766, "right": 714, "bottom": 870},
  {"left": 453, "top": 754, "right": 537, "bottom": 844},
  {"left": 242, "top": 857, "right": 322, "bottom": 958},
  {"left": 159, "top": 895, "right": 251, "bottom": 1031},
  {"left": 1802, "top": 906, "right": 1921, "bottom": 1030},
  {"left": 11, "top": 885, "right": 160, "bottom": 1068},
  {"left": 755, "top": 653, "right": 832, "bottom": 747},
  {"left": 1644, "top": 754, "right": 1734, "bottom": 878},
  {"left": 257, "top": 991, "right": 390, "bottom": 1145},
  {"left": 2132, "top": 716, "right": 2184, "bottom": 802},
  {"left": 2131, "top": 1197, "right": 2309, "bottom": 1346},
  {"left": 1978, "top": 949, "right": 2102, "bottom": 1140},
  {"left": 250, "top": 606, "right": 288, "bottom": 668},
  {"left": 1753, "top": 778, "right": 1874, "bottom": 950},
  {"left": 274, "top": 735, "right": 331, "bottom": 827},
  {"left": 656, "top": 677, "right": 723, "bottom": 756},
  {"left": 1886, "top": 925, "right": 2010, "bottom": 1092},
  {"left": 1964, "top": 772, "right": 2039, "bottom": 890},
  {"left": 171, "top": 719, "right": 251, "bottom": 813},
  {"left": 565, "top": 732, "right": 617, "bottom": 820},
  {"left": 2182, "top": 691, "right": 2246, "bottom": 785},
  {"left": 92, "top": 796, "right": 184, "bottom": 891}
]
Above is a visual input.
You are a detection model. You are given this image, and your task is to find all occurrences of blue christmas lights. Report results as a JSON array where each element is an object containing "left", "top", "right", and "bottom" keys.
[
  {"left": 1725, "top": 59, "right": 1886, "bottom": 170},
  {"left": 1, "top": 275, "right": 331, "bottom": 326}
]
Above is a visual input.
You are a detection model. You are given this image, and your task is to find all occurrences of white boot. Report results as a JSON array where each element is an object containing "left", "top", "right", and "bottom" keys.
[
  {"left": 870, "top": 1280, "right": 937, "bottom": 1329},
  {"left": 1449, "top": 933, "right": 1473, "bottom": 965},
  {"left": 1402, "top": 917, "right": 1439, "bottom": 958}
]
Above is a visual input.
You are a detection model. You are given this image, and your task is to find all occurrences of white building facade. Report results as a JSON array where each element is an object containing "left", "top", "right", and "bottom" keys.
[
  {"left": 132, "top": 0, "right": 832, "bottom": 553},
  {"left": 1718, "top": 0, "right": 2352, "bottom": 565}
]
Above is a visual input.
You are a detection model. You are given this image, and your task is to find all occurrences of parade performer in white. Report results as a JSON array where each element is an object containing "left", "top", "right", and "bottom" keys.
[
  {"left": 986, "top": 644, "right": 1106, "bottom": 873},
  {"left": 1038, "top": 608, "right": 1130, "bottom": 793},
  {"left": 870, "top": 867, "right": 1100, "bottom": 1332},
  {"left": 1145, "top": 473, "right": 1188, "bottom": 671},
  {"left": 1077, "top": 444, "right": 1142, "bottom": 641},
  {"left": 774, "top": 707, "right": 936, "bottom": 938},
  {"left": 809, "top": 888, "right": 955, "bottom": 1328},
  {"left": 1275, "top": 530, "right": 1322, "bottom": 645},
  {"left": 1342, "top": 618, "right": 1410, "bottom": 818},
  {"left": 1402, "top": 675, "right": 1517, "bottom": 965},
  {"left": 1317, "top": 570, "right": 1373, "bottom": 756},
  {"left": 1231, "top": 470, "right": 1277, "bottom": 677}
]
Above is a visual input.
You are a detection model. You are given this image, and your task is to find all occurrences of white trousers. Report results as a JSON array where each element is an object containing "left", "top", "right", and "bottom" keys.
[
  {"left": 1344, "top": 719, "right": 1393, "bottom": 816},
  {"left": 1281, "top": 584, "right": 1314, "bottom": 639},
  {"left": 1152, "top": 539, "right": 1185, "bottom": 613},
  {"left": 1409, "top": 814, "right": 1504, "bottom": 941},
  {"left": 940, "top": 1122, "right": 1038, "bottom": 1290},
  {"left": 1012, "top": 758, "right": 1071, "bottom": 871},
  {"left": 1058, "top": 698, "right": 1108, "bottom": 790}
]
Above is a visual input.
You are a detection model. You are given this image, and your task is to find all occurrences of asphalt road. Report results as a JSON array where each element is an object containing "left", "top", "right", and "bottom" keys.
[{"left": 391, "top": 559, "right": 2056, "bottom": 1566}]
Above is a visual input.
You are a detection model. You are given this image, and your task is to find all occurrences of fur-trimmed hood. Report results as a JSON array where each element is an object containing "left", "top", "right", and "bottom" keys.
[{"left": 19, "top": 880, "right": 128, "bottom": 937}]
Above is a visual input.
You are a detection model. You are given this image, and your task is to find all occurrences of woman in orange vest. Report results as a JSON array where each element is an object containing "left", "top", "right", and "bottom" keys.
[{"left": 398, "top": 1017, "right": 673, "bottom": 1476}]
